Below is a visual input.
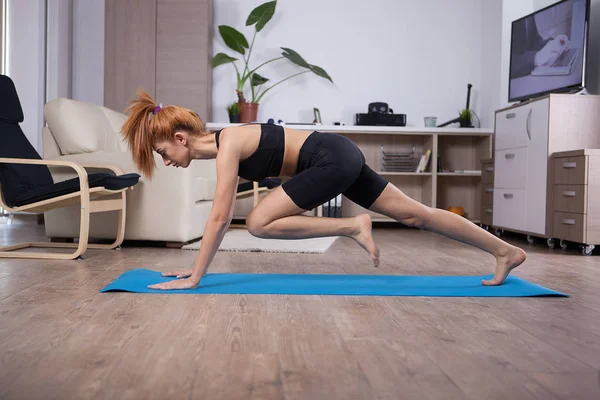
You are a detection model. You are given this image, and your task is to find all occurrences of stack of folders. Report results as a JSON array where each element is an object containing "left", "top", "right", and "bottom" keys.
[
  {"left": 322, "top": 194, "right": 343, "bottom": 218},
  {"left": 381, "top": 145, "right": 415, "bottom": 172}
]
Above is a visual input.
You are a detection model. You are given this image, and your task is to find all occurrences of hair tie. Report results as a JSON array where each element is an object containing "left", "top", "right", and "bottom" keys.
[{"left": 153, "top": 103, "right": 163, "bottom": 114}]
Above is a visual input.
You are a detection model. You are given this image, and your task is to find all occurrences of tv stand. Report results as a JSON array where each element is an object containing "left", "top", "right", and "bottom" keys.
[
  {"left": 491, "top": 93, "right": 600, "bottom": 243},
  {"left": 515, "top": 87, "right": 590, "bottom": 104}
]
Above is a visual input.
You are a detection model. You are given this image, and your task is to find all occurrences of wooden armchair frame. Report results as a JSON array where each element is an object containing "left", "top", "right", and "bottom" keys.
[
  {"left": 236, "top": 181, "right": 269, "bottom": 207},
  {"left": 0, "top": 158, "right": 133, "bottom": 260}
]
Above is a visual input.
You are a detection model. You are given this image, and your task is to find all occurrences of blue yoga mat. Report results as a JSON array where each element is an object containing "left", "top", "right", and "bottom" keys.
[{"left": 100, "top": 268, "right": 568, "bottom": 297}]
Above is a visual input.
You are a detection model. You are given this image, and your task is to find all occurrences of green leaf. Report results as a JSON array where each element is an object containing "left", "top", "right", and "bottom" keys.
[
  {"left": 309, "top": 64, "right": 333, "bottom": 83},
  {"left": 212, "top": 53, "right": 238, "bottom": 68},
  {"left": 281, "top": 47, "right": 310, "bottom": 69},
  {"left": 218, "top": 25, "right": 249, "bottom": 55},
  {"left": 246, "top": 1, "right": 277, "bottom": 32},
  {"left": 251, "top": 73, "right": 269, "bottom": 87}
]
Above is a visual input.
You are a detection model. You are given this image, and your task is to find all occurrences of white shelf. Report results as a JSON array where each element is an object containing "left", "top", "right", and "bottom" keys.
[
  {"left": 206, "top": 122, "right": 493, "bottom": 136},
  {"left": 378, "top": 171, "right": 433, "bottom": 176},
  {"left": 438, "top": 172, "right": 482, "bottom": 177}
]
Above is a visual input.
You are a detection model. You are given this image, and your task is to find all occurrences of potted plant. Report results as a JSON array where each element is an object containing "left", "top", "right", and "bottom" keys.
[
  {"left": 227, "top": 102, "right": 240, "bottom": 123},
  {"left": 212, "top": 1, "right": 333, "bottom": 123},
  {"left": 459, "top": 109, "right": 472, "bottom": 128}
]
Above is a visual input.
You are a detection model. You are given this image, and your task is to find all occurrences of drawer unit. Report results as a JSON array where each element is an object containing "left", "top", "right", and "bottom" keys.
[
  {"left": 552, "top": 150, "right": 600, "bottom": 255},
  {"left": 493, "top": 94, "right": 600, "bottom": 251}
]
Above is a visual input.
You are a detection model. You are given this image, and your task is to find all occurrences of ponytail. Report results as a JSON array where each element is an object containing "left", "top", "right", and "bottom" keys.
[{"left": 121, "top": 89, "right": 206, "bottom": 178}]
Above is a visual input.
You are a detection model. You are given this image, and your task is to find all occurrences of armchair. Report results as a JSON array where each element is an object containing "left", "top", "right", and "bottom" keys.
[{"left": 0, "top": 74, "right": 140, "bottom": 259}]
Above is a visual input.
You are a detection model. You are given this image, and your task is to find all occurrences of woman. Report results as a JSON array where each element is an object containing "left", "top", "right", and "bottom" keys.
[{"left": 122, "top": 90, "right": 526, "bottom": 291}]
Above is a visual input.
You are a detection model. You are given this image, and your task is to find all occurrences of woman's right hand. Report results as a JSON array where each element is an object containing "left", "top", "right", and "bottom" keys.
[{"left": 162, "top": 269, "right": 193, "bottom": 279}]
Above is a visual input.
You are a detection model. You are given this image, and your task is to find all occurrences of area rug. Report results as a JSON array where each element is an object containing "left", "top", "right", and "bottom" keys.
[{"left": 182, "top": 229, "right": 338, "bottom": 254}]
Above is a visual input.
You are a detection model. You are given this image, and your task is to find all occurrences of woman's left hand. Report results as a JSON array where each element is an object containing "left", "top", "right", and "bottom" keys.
[{"left": 148, "top": 277, "right": 199, "bottom": 291}]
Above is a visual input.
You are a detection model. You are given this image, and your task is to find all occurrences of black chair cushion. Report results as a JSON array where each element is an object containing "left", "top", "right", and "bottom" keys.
[
  {"left": 0, "top": 75, "right": 24, "bottom": 123},
  {"left": 237, "top": 178, "right": 282, "bottom": 193},
  {"left": 14, "top": 172, "right": 141, "bottom": 207}
]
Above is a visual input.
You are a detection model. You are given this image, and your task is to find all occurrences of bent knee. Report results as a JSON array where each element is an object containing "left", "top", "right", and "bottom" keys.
[
  {"left": 246, "top": 212, "right": 270, "bottom": 238},
  {"left": 401, "top": 205, "right": 433, "bottom": 228}
]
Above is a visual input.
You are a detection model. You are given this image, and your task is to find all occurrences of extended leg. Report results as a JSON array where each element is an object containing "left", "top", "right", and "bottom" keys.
[{"left": 369, "top": 184, "right": 526, "bottom": 285}]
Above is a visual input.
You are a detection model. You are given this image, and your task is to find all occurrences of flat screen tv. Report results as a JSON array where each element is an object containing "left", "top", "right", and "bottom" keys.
[{"left": 509, "top": 0, "right": 590, "bottom": 102}]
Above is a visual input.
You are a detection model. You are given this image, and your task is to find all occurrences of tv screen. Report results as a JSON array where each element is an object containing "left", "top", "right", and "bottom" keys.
[{"left": 509, "top": 0, "right": 589, "bottom": 102}]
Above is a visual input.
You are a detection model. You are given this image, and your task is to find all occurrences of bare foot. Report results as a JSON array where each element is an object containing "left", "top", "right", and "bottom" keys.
[
  {"left": 352, "top": 214, "right": 380, "bottom": 267},
  {"left": 482, "top": 245, "right": 527, "bottom": 286}
]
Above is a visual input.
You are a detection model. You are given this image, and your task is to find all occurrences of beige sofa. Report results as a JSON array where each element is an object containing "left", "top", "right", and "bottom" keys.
[{"left": 41, "top": 98, "right": 217, "bottom": 244}]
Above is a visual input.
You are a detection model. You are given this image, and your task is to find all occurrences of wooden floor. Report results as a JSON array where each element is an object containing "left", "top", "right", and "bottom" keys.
[{"left": 1, "top": 214, "right": 600, "bottom": 400}]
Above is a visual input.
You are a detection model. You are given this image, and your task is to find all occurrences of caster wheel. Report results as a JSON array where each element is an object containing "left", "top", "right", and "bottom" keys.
[
  {"left": 582, "top": 245, "right": 595, "bottom": 256},
  {"left": 547, "top": 238, "right": 555, "bottom": 249},
  {"left": 559, "top": 239, "right": 568, "bottom": 250},
  {"left": 527, "top": 235, "right": 535, "bottom": 244},
  {"left": 494, "top": 228, "right": 502, "bottom": 237}
]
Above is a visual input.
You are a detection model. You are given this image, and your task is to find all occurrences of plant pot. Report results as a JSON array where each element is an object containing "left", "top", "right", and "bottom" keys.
[
  {"left": 239, "top": 102, "right": 259, "bottom": 123},
  {"left": 459, "top": 117, "right": 471, "bottom": 128},
  {"left": 229, "top": 113, "right": 240, "bottom": 123}
]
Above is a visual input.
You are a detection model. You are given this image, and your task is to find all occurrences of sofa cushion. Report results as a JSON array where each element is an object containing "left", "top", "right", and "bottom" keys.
[
  {"left": 194, "top": 177, "right": 217, "bottom": 202},
  {"left": 100, "top": 106, "right": 129, "bottom": 151},
  {"left": 44, "top": 98, "right": 122, "bottom": 155},
  {"left": 14, "top": 172, "right": 141, "bottom": 207}
]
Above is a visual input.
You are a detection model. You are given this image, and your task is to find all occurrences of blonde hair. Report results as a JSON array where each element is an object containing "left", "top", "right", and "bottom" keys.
[{"left": 121, "top": 89, "right": 205, "bottom": 178}]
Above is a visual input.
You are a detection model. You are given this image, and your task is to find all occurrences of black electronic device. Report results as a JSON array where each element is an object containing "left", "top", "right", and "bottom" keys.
[{"left": 355, "top": 102, "right": 407, "bottom": 126}]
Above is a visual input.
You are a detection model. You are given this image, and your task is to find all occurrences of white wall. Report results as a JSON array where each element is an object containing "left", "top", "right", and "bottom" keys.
[
  {"left": 6, "top": 0, "right": 46, "bottom": 153},
  {"left": 71, "top": 0, "right": 104, "bottom": 105},
  {"left": 46, "top": 0, "right": 72, "bottom": 102},
  {"left": 212, "top": 0, "right": 501, "bottom": 128},
  {"left": 480, "top": 0, "right": 504, "bottom": 128}
]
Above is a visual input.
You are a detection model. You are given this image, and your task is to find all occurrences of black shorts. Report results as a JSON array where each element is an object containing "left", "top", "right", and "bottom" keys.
[{"left": 282, "top": 131, "right": 389, "bottom": 211}]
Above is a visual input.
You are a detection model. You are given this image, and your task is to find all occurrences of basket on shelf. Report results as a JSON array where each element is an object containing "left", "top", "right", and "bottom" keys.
[{"left": 380, "top": 145, "right": 417, "bottom": 172}]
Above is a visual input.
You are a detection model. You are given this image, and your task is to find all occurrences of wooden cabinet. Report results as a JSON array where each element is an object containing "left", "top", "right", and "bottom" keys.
[
  {"left": 552, "top": 150, "right": 600, "bottom": 255},
  {"left": 492, "top": 94, "right": 600, "bottom": 243},
  {"left": 493, "top": 97, "right": 549, "bottom": 235},
  {"left": 104, "top": 0, "right": 213, "bottom": 121}
]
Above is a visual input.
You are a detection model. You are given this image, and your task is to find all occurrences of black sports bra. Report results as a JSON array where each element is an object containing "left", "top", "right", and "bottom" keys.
[{"left": 215, "top": 123, "right": 285, "bottom": 181}]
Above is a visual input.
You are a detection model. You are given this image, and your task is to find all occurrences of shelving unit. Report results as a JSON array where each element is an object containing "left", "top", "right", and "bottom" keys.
[{"left": 206, "top": 123, "right": 493, "bottom": 223}]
